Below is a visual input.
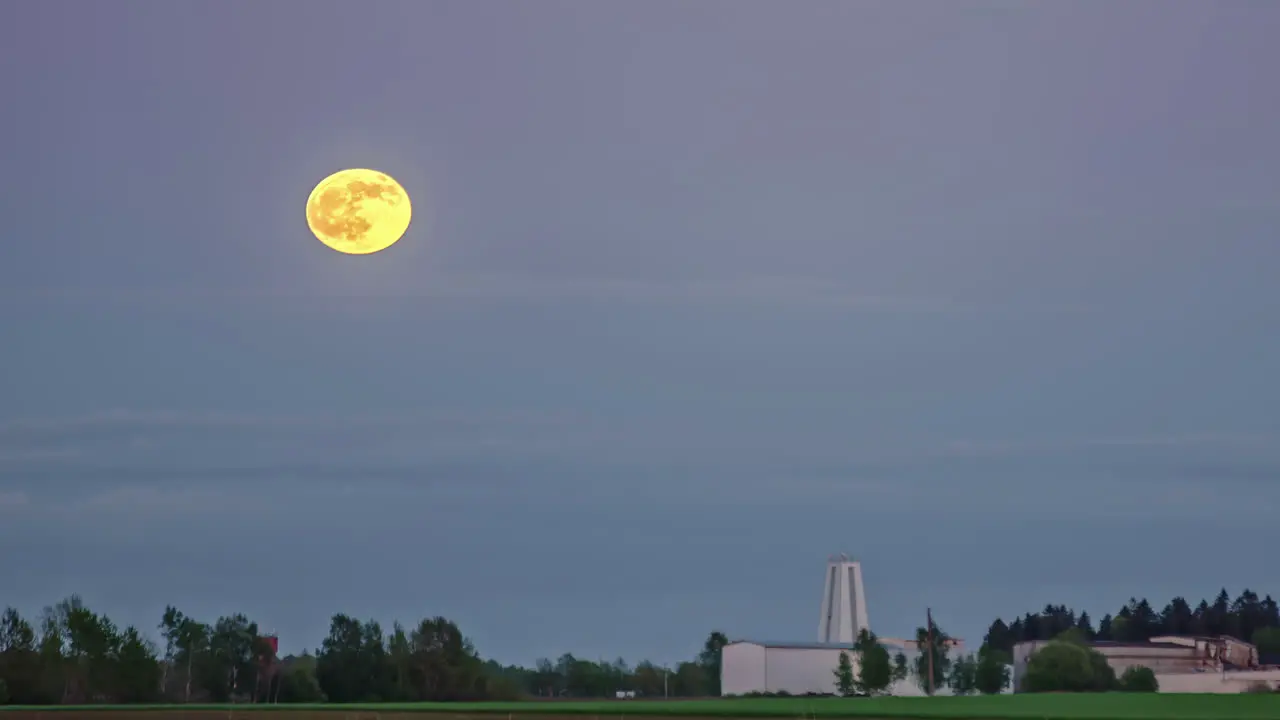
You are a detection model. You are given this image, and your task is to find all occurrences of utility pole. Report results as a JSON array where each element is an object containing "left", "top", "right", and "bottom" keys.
[{"left": 926, "top": 608, "right": 936, "bottom": 696}]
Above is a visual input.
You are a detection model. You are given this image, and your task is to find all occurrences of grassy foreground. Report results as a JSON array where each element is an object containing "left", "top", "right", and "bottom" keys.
[{"left": 3, "top": 694, "right": 1280, "bottom": 720}]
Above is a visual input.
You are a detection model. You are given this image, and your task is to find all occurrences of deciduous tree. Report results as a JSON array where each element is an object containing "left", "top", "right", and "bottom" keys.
[
  {"left": 1022, "top": 640, "right": 1116, "bottom": 693},
  {"left": 947, "top": 654, "right": 978, "bottom": 696},
  {"left": 912, "top": 620, "right": 951, "bottom": 695},
  {"left": 853, "top": 629, "right": 891, "bottom": 695},
  {"left": 974, "top": 648, "right": 1010, "bottom": 695},
  {"left": 832, "top": 651, "right": 856, "bottom": 696},
  {"left": 891, "top": 652, "right": 909, "bottom": 684},
  {"left": 697, "top": 631, "right": 728, "bottom": 696},
  {"left": 1118, "top": 665, "right": 1158, "bottom": 692}
]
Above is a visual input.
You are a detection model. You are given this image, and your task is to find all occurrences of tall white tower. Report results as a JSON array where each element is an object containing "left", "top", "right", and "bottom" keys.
[{"left": 818, "top": 553, "right": 869, "bottom": 644}]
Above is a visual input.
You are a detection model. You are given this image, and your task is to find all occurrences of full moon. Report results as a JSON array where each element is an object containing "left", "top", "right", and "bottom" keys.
[{"left": 305, "top": 168, "right": 412, "bottom": 255}]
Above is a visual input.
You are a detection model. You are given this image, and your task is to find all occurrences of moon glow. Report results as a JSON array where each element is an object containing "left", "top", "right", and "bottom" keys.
[{"left": 306, "top": 168, "right": 412, "bottom": 255}]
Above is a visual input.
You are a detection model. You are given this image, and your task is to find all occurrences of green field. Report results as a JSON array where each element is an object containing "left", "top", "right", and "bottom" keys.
[{"left": 3, "top": 695, "right": 1280, "bottom": 720}]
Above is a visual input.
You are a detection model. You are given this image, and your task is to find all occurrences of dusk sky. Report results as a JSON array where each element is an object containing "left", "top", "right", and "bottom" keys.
[{"left": 2, "top": 0, "right": 1279, "bottom": 667}]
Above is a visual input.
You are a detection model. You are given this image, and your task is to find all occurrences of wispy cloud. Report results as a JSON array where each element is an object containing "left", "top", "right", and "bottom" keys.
[
  {"left": 5, "top": 274, "right": 1090, "bottom": 313},
  {"left": 0, "top": 490, "right": 29, "bottom": 510},
  {"left": 936, "top": 433, "right": 1280, "bottom": 458},
  {"left": 0, "top": 408, "right": 587, "bottom": 470},
  {"left": 0, "top": 408, "right": 578, "bottom": 437}
]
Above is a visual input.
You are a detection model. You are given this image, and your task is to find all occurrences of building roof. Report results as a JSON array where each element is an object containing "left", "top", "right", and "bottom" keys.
[
  {"left": 729, "top": 639, "right": 911, "bottom": 651},
  {"left": 1090, "top": 640, "right": 1189, "bottom": 650},
  {"left": 1014, "top": 639, "right": 1192, "bottom": 650},
  {"left": 1151, "top": 634, "right": 1257, "bottom": 648}
]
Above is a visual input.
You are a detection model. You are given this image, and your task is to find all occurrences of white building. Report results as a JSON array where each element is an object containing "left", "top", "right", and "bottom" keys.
[
  {"left": 722, "top": 638, "right": 952, "bottom": 696},
  {"left": 720, "top": 554, "right": 968, "bottom": 696},
  {"left": 1012, "top": 635, "right": 1280, "bottom": 693}
]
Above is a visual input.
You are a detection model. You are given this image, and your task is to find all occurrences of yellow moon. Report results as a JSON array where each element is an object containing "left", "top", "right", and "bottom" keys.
[{"left": 305, "top": 168, "right": 412, "bottom": 255}]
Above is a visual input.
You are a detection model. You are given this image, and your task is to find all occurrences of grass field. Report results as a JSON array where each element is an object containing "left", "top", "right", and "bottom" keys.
[{"left": 2, "top": 694, "right": 1280, "bottom": 720}]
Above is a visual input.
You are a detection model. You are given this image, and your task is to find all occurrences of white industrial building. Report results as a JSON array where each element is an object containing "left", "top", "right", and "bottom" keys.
[
  {"left": 722, "top": 638, "right": 954, "bottom": 696},
  {"left": 720, "top": 554, "right": 968, "bottom": 696}
]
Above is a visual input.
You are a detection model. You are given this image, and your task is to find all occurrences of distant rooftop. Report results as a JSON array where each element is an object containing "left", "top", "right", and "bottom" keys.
[
  {"left": 1090, "top": 640, "right": 1188, "bottom": 650},
  {"left": 729, "top": 638, "right": 912, "bottom": 651},
  {"left": 1016, "top": 635, "right": 1254, "bottom": 651}
]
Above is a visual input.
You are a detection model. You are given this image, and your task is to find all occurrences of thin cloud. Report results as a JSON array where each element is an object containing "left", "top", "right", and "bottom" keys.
[
  {"left": 0, "top": 409, "right": 588, "bottom": 470},
  {"left": 0, "top": 408, "right": 578, "bottom": 435},
  {"left": 5, "top": 274, "right": 1090, "bottom": 313},
  {"left": 935, "top": 433, "right": 1280, "bottom": 458},
  {"left": 0, "top": 490, "right": 29, "bottom": 509}
]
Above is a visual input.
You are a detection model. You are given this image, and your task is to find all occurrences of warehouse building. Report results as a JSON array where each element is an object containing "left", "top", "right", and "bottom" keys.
[
  {"left": 1012, "top": 634, "right": 1280, "bottom": 693},
  {"left": 721, "top": 637, "right": 962, "bottom": 696}
]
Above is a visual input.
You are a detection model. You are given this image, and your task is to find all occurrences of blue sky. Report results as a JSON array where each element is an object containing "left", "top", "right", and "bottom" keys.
[{"left": 2, "top": 0, "right": 1278, "bottom": 666}]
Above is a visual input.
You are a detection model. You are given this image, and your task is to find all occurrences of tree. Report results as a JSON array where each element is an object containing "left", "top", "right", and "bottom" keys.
[
  {"left": 276, "top": 653, "right": 325, "bottom": 703},
  {"left": 1054, "top": 627, "right": 1090, "bottom": 646},
  {"left": 833, "top": 651, "right": 856, "bottom": 696},
  {"left": 980, "top": 619, "right": 1012, "bottom": 657},
  {"left": 1109, "top": 615, "right": 1133, "bottom": 642},
  {"left": 1096, "top": 613, "right": 1114, "bottom": 641},
  {"left": 36, "top": 607, "right": 66, "bottom": 704},
  {"left": 1128, "top": 598, "right": 1158, "bottom": 641},
  {"left": 316, "top": 614, "right": 380, "bottom": 703},
  {"left": 58, "top": 595, "right": 93, "bottom": 702},
  {"left": 631, "top": 660, "right": 665, "bottom": 697},
  {"left": 388, "top": 622, "right": 411, "bottom": 700},
  {"left": 1190, "top": 601, "right": 1212, "bottom": 636},
  {"left": 697, "top": 631, "right": 728, "bottom": 696},
  {"left": 1021, "top": 640, "right": 1116, "bottom": 693},
  {"left": 158, "top": 606, "right": 183, "bottom": 698},
  {"left": 1161, "top": 597, "right": 1193, "bottom": 636},
  {"left": 175, "top": 617, "right": 208, "bottom": 702},
  {"left": 1075, "top": 611, "right": 1095, "bottom": 638},
  {"left": 1118, "top": 665, "right": 1158, "bottom": 692},
  {"left": 1254, "top": 627, "right": 1280, "bottom": 657},
  {"left": 112, "top": 627, "right": 161, "bottom": 703},
  {"left": 974, "top": 648, "right": 1010, "bottom": 695},
  {"left": 408, "top": 616, "right": 484, "bottom": 700},
  {"left": 670, "top": 661, "right": 707, "bottom": 697},
  {"left": 204, "top": 614, "right": 260, "bottom": 701},
  {"left": 1021, "top": 641, "right": 1091, "bottom": 692},
  {"left": 986, "top": 586, "right": 1280, "bottom": 654},
  {"left": 912, "top": 619, "right": 951, "bottom": 695},
  {"left": 891, "top": 652, "right": 909, "bottom": 684},
  {"left": 947, "top": 654, "right": 978, "bottom": 696},
  {"left": 0, "top": 607, "right": 43, "bottom": 704},
  {"left": 852, "top": 629, "right": 891, "bottom": 695}
]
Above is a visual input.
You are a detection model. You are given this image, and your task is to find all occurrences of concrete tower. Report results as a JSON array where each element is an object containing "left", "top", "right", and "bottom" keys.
[{"left": 818, "top": 553, "right": 869, "bottom": 644}]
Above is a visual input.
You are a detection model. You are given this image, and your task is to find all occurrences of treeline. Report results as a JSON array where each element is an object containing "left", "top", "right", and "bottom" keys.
[
  {"left": 980, "top": 588, "right": 1280, "bottom": 658},
  {"left": 0, "top": 595, "right": 730, "bottom": 705},
  {"left": 7, "top": 587, "right": 1279, "bottom": 704}
]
